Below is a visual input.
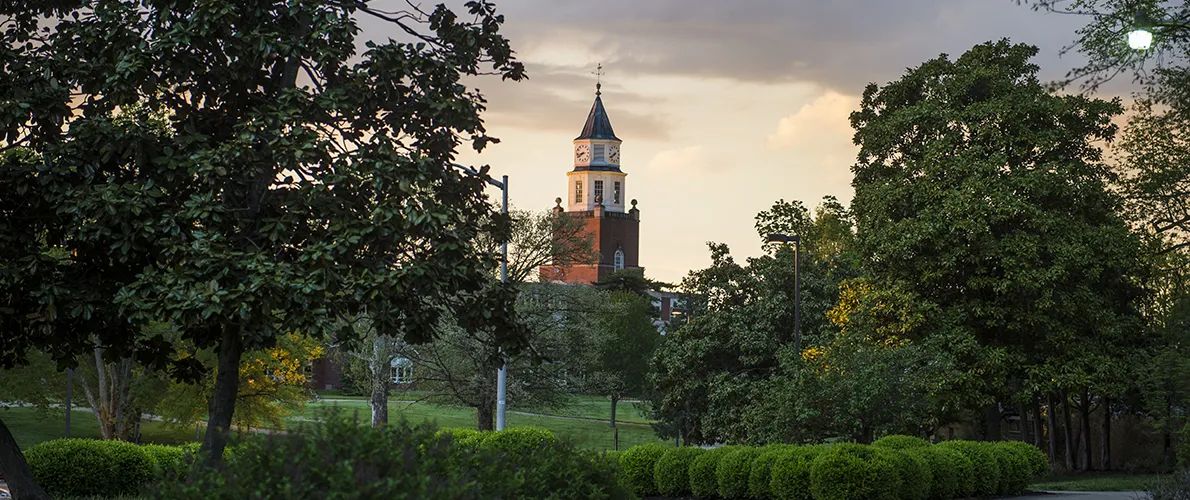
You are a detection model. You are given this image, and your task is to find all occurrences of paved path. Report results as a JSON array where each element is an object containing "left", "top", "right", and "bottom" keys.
[{"left": 1011, "top": 492, "right": 1148, "bottom": 499}]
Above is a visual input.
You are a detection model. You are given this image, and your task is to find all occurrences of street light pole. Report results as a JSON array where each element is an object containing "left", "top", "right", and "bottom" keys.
[
  {"left": 765, "top": 234, "right": 801, "bottom": 353},
  {"left": 496, "top": 175, "right": 508, "bottom": 431},
  {"left": 450, "top": 163, "right": 509, "bottom": 431}
]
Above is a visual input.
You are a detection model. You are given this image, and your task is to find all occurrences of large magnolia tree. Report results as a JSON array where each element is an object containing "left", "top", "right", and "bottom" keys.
[{"left": 0, "top": 1, "right": 527, "bottom": 495}]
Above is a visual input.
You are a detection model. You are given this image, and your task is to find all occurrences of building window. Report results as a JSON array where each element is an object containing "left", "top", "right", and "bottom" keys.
[
  {"left": 593, "top": 144, "right": 605, "bottom": 163},
  {"left": 594, "top": 180, "right": 604, "bottom": 203},
  {"left": 574, "top": 180, "right": 583, "bottom": 203},
  {"left": 614, "top": 249, "right": 625, "bottom": 271},
  {"left": 391, "top": 357, "right": 413, "bottom": 384},
  {"left": 613, "top": 182, "right": 621, "bottom": 204}
]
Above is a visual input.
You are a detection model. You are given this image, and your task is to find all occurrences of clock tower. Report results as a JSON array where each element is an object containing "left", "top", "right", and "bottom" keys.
[{"left": 541, "top": 79, "right": 641, "bottom": 284}]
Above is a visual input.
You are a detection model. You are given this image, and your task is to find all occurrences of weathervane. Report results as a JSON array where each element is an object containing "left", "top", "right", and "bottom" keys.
[{"left": 592, "top": 63, "right": 604, "bottom": 96}]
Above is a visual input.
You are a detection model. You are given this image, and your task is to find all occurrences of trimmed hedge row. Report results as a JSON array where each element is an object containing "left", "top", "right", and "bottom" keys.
[
  {"left": 620, "top": 436, "right": 1048, "bottom": 500},
  {"left": 25, "top": 439, "right": 210, "bottom": 498}
]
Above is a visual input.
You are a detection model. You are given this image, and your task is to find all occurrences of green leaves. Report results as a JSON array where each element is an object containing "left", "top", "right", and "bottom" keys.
[{"left": 850, "top": 39, "right": 1147, "bottom": 406}]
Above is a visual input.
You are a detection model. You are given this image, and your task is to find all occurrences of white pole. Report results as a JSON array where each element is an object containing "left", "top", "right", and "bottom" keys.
[{"left": 496, "top": 175, "right": 509, "bottom": 431}]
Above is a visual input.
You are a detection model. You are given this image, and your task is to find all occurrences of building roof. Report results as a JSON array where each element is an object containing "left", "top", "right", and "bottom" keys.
[{"left": 575, "top": 86, "right": 620, "bottom": 141}]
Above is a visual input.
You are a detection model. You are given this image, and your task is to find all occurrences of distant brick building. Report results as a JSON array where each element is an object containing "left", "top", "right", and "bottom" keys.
[{"left": 540, "top": 81, "right": 642, "bottom": 284}]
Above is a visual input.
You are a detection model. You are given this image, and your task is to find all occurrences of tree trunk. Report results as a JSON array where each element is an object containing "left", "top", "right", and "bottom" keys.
[
  {"left": 1018, "top": 402, "right": 1030, "bottom": 443},
  {"left": 985, "top": 403, "right": 1003, "bottom": 441},
  {"left": 1100, "top": 396, "right": 1111, "bottom": 471},
  {"left": 476, "top": 401, "right": 495, "bottom": 431},
  {"left": 202, "top": 329, "right": 243, "bottom": 468},
  {"left": 1032, "top": 398, "right": 1045, "bottom": 448},
  {"left": 1080, "top": 391, "right": 1093, "bottom": 471},
  {"left": 1061, "top": 391, "right": 1075, "bottom": 471},
  {"left": 369, "top": 337, "right": 391, "bottom": 428},
  {"left": 609, "top": 397, "right": 618, "bottom": 429},
  {"left": 1046, "top": 393, "right": 1058, "bottom": 467},
  {"left": 0, "top": 417, "right": 50, "bottom": 500}
]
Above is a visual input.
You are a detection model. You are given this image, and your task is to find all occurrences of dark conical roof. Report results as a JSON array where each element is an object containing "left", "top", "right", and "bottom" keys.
[{"left": 576, "top": 88, "right": 619, "bottom": 141}]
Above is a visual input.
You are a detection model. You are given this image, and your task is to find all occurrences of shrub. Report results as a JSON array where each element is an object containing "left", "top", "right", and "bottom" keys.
[
  {"left": 769, "top": 447, "right": 823, "bottom": 500},
  {"left": 748, "top": 445, "right": 796, "bottom": 499},
  {"left": 654, "top": 447, "right": 705, "bottom": 497},
  {"left": 908, "top": 446, "right": 960, "bottom": 500},
  {"left": 479, "top": 426, "right": 556, "bottom": 458},
  {"left": 991, "top": 442, "right": 1033, "bottom": 495},
  {"left": 1000, "top": 440, "right": 1048, "bottom": 478},
  {"left": 1149, "top": 467, "right": 1190, "bottom": 500},
  {"left": 690, "top": 446, "right": 736, "bottom": 498},
  {"left": 872, "top": 435, "right": 931, "bottom": 450},
  {"left": 809, "top": 443, "right": 900, "bottom": 500},
  {"left": 875, "top": 447, "right": 930, "bottom": 500},
  {"left": 149, "top": 416, "right": 629, "bottom": 499},
  {"left": 142, "top": 444, "right": 189, "bottom": 478},
  {"left": 620, "top": 443, "right": 669, "bottom": 497},
  {"left": 936, "top": 440, "right": 999, "bottom": 497},
  {"left": 27, "top": 438, "right": 156, "bottom": 498},
  {"left": 717, "top": 447, "right": 760, "bottom": 499}
]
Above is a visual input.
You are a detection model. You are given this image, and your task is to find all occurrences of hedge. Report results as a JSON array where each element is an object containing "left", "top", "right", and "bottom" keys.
[
  {"left": 26, "top": 438, "right": 157, "bottom": 498},
  {"left": 748, "top": 445, "right": 796, "bottom": 499},
  {"left": 620, "top": 442, "right": 669, "bottom": 497},
  {"left": 875, "top": 447, "right": 930, "bottom": 500},
  {"left": 908, "top": 446, "right": 960, "bottom": 500},
  {"left": 654, "top": 446, "right": 705, "bottom": 496},
  {"left": 689, "top": 446, "right": 736, "bottom": 498},
  {"left": 809, "top": 443, "right": 900, "bottom": 500},
  {"left": 936, "top": 440, "right": 999, "bottom": 497},
  {"left": 872, "top": 435, "right": 931, "bottom": 450},
  {"left": 769, "top": 447, "right": 822, "bottom": 500},
  {"left": 717, "top": 447, "right": 760, "bottom": 499},
  {"left": 150, "top": 419, "right": 629, "bottom": 500},
  {"left": 616, "top": 439, "right": 1050, "bottom": 500}
]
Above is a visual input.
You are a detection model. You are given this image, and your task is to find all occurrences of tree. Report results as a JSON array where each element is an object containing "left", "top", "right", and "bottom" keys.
[
  {"left": 649, "top": 197, "right": 858, "bottom": 445},
  {"left": 580, "top": 290, "right": 659, "bottom": 429},
  {"left": 849, "top": 40, "right": 1147, "bottom": 453},
  {"left": 156, "top": 333, "right": 322, "bottom": 431},
  {"left": 413, "top": 283, "right": 586, "bottom": 430},
  {"left": 0, "top": 0, "right": 527, "bottom": 474},
  {"left": 1017, "top": 1, "right": 1190, "bottom": 252}
]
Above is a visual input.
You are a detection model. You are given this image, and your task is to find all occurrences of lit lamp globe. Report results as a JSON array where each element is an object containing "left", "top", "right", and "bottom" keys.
[{"left": 1128, "top": 28, "right": 1154, "bottom": 50}]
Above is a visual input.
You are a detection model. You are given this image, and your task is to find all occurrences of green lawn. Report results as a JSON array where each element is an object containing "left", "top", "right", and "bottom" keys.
[
  {"left": 4, "top": 395, "right": 667, "bottom": 453},
  {"left": 294, "top": 399, "right": 668, "bottom": 452},
  {"left": 2, "top": 407, "right": 197, "bottom": 450},
  {"left": 1031, "top": 473, "right": 1169, "bottom": 491}
]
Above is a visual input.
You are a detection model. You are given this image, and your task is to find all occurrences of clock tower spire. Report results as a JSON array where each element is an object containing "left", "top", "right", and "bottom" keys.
[{"left": 544, "top": 68, "right": 642, "bottom": 284}]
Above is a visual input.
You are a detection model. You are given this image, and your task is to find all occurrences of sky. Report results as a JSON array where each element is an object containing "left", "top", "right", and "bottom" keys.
[{"left": 362, "top": 1, "right": 1120, "bottom": 284}]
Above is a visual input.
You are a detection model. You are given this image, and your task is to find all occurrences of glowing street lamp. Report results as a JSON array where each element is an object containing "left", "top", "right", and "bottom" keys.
[
  {"left": 1127, "top": 28, "right": 1154, "bottom": 50},
  {"left": 1127, "top": 11, "right": 1189, "bottom": 51}
]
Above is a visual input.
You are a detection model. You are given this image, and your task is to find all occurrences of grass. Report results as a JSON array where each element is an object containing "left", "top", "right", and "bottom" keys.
[
  {"left": 1031, "top": 472, "right": 1170, "bottom": 492},
  {"left": 3, "top": 397, "right": 667, "bottom": 453},
  {"left": 294, "top": 399, "right": 668, "bottom": 452},
  {"left": 1, "top": 407, "right": 197, "bottom": 450}
]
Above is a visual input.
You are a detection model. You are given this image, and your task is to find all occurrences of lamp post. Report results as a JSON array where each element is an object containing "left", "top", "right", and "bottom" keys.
[
  {"left": 765, "top": 233, "right": 801, "bottom": 354},
  {"left": 1127, "top": 11, "right": 1190, "bottom": 50},
  {"left": 451, "top": 163, "right": 509, "bottom": 431}
]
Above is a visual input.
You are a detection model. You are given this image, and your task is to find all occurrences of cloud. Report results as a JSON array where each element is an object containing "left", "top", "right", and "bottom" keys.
[
  {"left": 767, "top": 91, "right": 860, "bottom": 150},
  {"left": 647, "top": 146, "right": 712, "bottom": 173}
]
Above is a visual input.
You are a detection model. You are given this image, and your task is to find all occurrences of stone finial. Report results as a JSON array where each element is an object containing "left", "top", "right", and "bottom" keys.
[
  {"left": 555, "top": 197, "right": 562, "bottom": 207},
  {"left": 629, "top": 199, "right": 639, "bottom": 221},
  {"left": 631, "top": 199, "right": 637, "bottom": 208},
  {"left": 553, "top": 197, "right": 564, "bottom": 214},
  {"left": 595, "top": 195, "right": 604, "bottom": 205}
]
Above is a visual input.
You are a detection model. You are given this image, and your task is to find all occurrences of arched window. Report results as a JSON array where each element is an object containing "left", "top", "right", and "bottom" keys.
[{"left": 614, "top": 249, "right": 625, "bottom": 271}]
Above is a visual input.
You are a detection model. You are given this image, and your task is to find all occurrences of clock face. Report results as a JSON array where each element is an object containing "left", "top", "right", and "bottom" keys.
[
  {"left": 608, "top": 145, "right": 620, "bottom": 164},
  {"left": 575, "top": 144, "right": 590, "bottom": 163}
]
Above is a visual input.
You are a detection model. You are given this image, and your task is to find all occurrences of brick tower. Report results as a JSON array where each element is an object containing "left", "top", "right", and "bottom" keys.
[{"left": 540, "top": 79, "right": 641, "bottom": 284}]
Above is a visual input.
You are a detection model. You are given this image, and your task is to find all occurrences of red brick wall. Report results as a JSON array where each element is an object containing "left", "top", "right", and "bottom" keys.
[{"left": 541, "top": 210, "right": 640, "bottom": 284}]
